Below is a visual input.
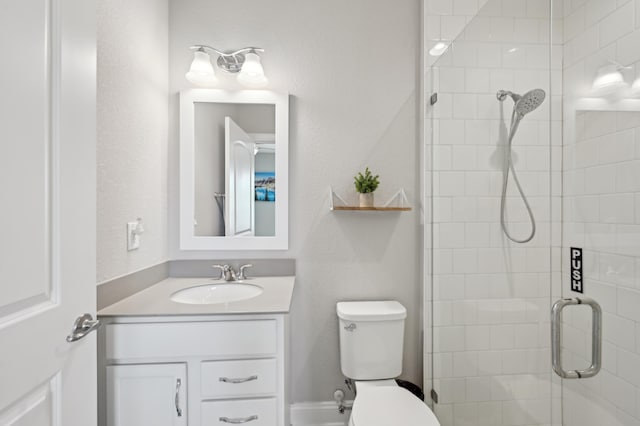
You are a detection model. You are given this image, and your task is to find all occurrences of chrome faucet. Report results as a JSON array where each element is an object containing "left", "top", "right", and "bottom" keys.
[
  {"left": 212, "top": 264, "right": 236, "bottom": 281},
  {"left": 211, "top": 263, "right": 253, "bottom": 281}
]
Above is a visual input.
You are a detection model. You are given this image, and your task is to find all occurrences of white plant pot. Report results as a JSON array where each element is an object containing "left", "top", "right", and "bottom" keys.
[{"left": 359, "top": 192, "right": 374, "bottom": 207}]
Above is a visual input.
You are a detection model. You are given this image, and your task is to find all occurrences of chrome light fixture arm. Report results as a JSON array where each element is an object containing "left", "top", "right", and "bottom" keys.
[{"left": 189, "top": 45, "right": 264, "bottom": 73}]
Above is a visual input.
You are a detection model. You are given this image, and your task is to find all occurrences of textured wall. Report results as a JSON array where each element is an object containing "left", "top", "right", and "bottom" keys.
[
  {"left": 168, "top": 0, "right": 421, "bottom": 403},
  {"left": 97, "top": 0, "right": 169, "bottom": 283},
  {"left": 562, "top": 0, "right": 640, "bottom": 424}
]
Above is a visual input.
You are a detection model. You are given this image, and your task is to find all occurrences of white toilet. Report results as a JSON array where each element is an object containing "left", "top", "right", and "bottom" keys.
[{"left": 337, "top": 300, "right": 440, "bottom": 426}]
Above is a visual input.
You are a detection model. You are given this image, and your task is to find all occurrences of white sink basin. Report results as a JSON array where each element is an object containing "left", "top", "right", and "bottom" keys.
[{"left": 170, "top": 282, "right": 263, "bottom": 305}]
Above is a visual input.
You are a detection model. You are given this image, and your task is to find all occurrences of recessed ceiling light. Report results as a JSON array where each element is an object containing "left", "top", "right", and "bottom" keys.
[{"left": 429, "top": 42, "right": 448, "bottom": 57}]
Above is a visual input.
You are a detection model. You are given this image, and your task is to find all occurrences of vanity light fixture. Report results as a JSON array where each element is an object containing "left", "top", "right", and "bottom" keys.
[
  {"left": 591, "top": 63, "right": 629, "bottom": 97},
  {"left": 185, "top": 45, "right": 268, "bottom": 88}
]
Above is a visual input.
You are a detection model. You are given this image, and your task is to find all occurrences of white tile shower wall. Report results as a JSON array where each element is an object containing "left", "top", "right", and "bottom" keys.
[
  {"left": 425, "top": 0, "right": 491, "bottom": 67},
  {"left": 562, "top": 0, "right": 640, "bottom": 425},
  {"left": 426, "top": 0, "right": 563, "bottom": 425}
]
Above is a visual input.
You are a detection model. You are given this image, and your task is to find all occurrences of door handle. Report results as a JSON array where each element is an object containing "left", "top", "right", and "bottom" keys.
[
  {"left": 66, "top": 313, "right": 101, "bottom": 342},
  {"left": 551, "top": 297, "right": 602, "bottom": 379}
]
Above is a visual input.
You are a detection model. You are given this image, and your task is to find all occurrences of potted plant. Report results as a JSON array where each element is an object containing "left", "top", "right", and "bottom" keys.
[{"left": 354, "top": 167, "right": 380, "bottom": 207}]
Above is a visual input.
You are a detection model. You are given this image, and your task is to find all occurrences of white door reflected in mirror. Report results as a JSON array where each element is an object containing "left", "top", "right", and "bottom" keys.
[
  {"left": 226, "top": 117, "right": 256, "bottom": 237},
  {"left": 179, "top": 90, "right": 289, "bottom": 251}
]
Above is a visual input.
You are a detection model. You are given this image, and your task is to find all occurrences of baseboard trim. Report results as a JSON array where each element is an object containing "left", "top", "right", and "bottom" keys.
[{"left": 290, "top": 401, "right": 351, "bottom": 426}]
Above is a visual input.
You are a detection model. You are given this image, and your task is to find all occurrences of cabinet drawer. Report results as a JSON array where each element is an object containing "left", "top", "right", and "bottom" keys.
[
  {"left": 202, "top": 398, "right": 277, "bottom": 426},
  {"left": 105, "top": 320, "right": 277, "bottom": 360},
  {"left": 202, "top": 359, "right": 277, "bottom": 398}
]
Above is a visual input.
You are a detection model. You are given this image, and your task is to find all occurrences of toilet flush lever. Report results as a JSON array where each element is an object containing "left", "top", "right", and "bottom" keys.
[{"left": 344, "top": 323, "right": 356, "bottom": 332}]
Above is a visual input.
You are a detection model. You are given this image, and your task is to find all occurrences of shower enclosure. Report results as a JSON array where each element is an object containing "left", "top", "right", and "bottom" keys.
[{"left": 424, "top": 0, "right": 640, "bottom": 425}]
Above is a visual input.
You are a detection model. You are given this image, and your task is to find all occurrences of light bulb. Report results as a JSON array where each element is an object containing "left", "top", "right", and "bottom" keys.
[
  {"left": 238, "top": 52, "right": 268, "bottom": 88},
  {"left": 592, "top": 64, "right": 627, "bottom": 97},
  {"left": 185, "top": 49, "right": 218, "bottom": 87}
]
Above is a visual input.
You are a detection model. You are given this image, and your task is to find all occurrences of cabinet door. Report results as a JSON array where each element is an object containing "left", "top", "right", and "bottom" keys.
[{"left": 106, "top": 364, "right": 187, "bottom": 426}]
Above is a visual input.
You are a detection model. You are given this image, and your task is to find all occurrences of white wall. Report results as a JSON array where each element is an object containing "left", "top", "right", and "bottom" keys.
[
  {"left": 562, "top": 0, "right": 640, "bottom": 424},
  {"left": 97, "top": 0, "right": 170, "bottom": 283},
  {"left": 168, "top": 0, "right": 421, "bottom": 403}
]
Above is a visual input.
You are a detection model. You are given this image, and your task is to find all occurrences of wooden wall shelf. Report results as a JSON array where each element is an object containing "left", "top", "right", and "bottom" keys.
[{"left": 329, "top": 187, "right": 412, "bottom": 212}]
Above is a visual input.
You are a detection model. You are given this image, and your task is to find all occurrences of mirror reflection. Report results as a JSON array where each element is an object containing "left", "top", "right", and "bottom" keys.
[{"left": 194, "top": 102, "right": 276, "bottom": 237}]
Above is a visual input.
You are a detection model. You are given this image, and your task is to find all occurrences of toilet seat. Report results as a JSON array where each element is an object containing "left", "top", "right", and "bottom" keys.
[{"left": 350, "top": 386, "right": 440, "bottom": 426}]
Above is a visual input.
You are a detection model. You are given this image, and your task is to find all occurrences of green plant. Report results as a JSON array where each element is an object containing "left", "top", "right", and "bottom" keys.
[{"left": 353, "top": 167, "right": 380, "bottom": 193}]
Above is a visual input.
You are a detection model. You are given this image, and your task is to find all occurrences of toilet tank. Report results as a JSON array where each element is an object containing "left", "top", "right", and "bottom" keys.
[{"left": 337, "top": 301, "right": 407, "bottom": 380}]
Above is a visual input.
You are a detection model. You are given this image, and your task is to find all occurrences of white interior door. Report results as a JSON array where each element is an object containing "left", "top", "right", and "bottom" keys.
[
  {"left": 0, "top": 0, "right": 97, "bottom": 425},
  {"left": 225, "top": 117, "right": 255, "bottom": 237}
]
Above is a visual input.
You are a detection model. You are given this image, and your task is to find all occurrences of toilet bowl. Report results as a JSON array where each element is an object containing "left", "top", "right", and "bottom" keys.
[
  {"left": 337, "top": 301, "right": 440, "bottom": 426},
  {"left": 349, "top": 385, "right": 439, "bottom": 426}
]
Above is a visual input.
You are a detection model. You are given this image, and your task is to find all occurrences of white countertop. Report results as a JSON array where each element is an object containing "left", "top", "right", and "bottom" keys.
[{"left": 98, "top": 276, "right": 295, "bottom": 317}]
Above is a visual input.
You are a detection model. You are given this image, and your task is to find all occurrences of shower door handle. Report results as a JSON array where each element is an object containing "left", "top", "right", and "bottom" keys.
[{"left": 551, "top": 297, "right": 602, "bottom": 379}]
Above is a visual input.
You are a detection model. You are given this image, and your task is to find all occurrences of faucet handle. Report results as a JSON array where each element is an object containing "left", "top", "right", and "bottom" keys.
[
  {"left": 212, "top": 264, "right": 225, "bottom": 279},
  {"left": 238, "top": 264, "right": 253, "bottom": 280}
]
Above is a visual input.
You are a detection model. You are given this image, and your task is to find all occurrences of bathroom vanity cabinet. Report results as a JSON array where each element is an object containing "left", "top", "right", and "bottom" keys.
[
  {"left": 106, "top": 363, "right": 187, "bottom": 426},
  {"left": 98, "top": 314, "right": 289, "bottom": 426}
]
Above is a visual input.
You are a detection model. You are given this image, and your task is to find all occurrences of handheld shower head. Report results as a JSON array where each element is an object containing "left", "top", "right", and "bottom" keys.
[
  {"left": 514, "top": 89, "right": 545, "bottom": 117},
  {"left": 497, "top": 88, "right": 546, "bottom": 118},
  {"left": 495, "top": 87, "right": 547, "bottom": 244}
]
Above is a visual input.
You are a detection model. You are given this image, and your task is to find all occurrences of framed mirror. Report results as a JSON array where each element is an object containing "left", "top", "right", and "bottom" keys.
[{"left": 179, "top": 89, "right": 289, "bottom": 250}]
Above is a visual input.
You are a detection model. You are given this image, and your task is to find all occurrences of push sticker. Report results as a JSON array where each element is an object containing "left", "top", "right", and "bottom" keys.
[{"left": 570, "top": 247, "right": 583, "bottom": 293}]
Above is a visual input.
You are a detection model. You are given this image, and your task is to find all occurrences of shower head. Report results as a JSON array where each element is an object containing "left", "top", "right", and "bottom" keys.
[
  {"left": 497, "top": 88, "right": 546, "bottom": 118},
  {"left": 514, "top": 89, "right": 545, "bottom": 117},
  {"left": 496, "top": 89, "right": 545, "bottom": 244}
]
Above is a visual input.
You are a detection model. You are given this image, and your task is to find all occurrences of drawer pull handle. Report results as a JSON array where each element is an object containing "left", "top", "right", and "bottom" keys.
[
  {"left": 219, "top": 415, "right": 258, "bottom": 424},
  {"left": 219, "top": 375, "right": 258, "bottom": 384},
  {"left": 175, "top": 378, "right": 183, "bottom": 417}
]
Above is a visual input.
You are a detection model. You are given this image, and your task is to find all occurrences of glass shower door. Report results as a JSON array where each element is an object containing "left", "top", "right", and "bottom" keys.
[{"left": 425, "top": 1, "right": 561, "bottom": 424}]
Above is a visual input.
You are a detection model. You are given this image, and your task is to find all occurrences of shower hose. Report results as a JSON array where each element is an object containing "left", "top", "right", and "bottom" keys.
[{"left": 500, "top": 108, "right": 536, "bottom": 244}]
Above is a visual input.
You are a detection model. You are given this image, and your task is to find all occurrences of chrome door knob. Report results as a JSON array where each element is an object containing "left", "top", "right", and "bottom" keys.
[{"left": 66, "top": 313, "right": 101, "bottom": 342}]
